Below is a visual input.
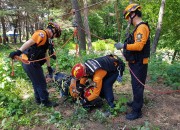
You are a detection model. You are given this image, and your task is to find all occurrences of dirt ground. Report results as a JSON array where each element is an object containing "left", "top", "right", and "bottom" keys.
[
  {"left": 29, "top": 83, "right": 180, "bottom": 130},
  {"left": 111, "top": 84, "right": 180, "bottom": 130}
]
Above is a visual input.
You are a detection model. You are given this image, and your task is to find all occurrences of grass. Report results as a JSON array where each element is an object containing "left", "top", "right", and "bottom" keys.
[{"left": 0, "top": 44, "right": 179, "bottom": 129}]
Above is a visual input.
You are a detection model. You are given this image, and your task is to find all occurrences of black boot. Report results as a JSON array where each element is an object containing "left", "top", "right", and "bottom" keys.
[
  {"left": 35, "top": 98, "right": 41, "bottom": 105},
  {"left": 126, "top": 111, "right": 142, "bottom": 120},
  {"left": 41, "top": 100, "right": 59, "bottom": 107},
  {"left": 126, "top": 101, "right": 133, "bottom": 107}
]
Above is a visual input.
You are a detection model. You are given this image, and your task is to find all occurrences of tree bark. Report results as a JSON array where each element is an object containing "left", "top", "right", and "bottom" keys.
[
  {"left": 83, "top": 0, "right": 92, "bottom": 52},
  {"left": 18, "top": 20, "right": 22, "bottom": 44},
  {"left": 25, "top": 14, "right": 29, "bottom": 41},
  {"left": 0, "top": 16, "right": 7, "bottom": 45},
  {"left": 115, "top": 0, "right": 121, "bottom": 42},
  {"left": 151, "top": 0, "right": 166, "bottom": 53},
  {"left": 71, "top": 0, "right": 86, "bottom": 53}
]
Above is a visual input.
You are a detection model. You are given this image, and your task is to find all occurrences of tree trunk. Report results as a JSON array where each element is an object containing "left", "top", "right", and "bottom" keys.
[
  {"left": 83, "top": 0, "right": 92, "bottom": 52},
  {"left": 25, "top": 15, "right": 29, "bottom": 41},
  {"left": 0, "top": 16, "right": 6, "bottom": 45},
  {"left": 71, "top": 0, "right": 86, "bottom": 54},
  {"left": 18, "top": 20, "right": 22, "bottom": 44},
  {"left": 115, "top": 0, "right": 121, "bottom": 42},
  {"left": 13, "top": 19, "right": 18, "bottom": 44},
  {"left": 151, "top": 0, "right": 166, "bottom": 53}
]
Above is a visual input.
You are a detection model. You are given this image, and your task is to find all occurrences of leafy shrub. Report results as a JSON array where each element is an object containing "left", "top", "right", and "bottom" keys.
[
  {"left": 92, "top": 39, "right": 115, "bottom": 51},
  {"left": 148, "top": 54, "right": 169, "bottom": 82},
  {"left": 110, "top": 95, "right": 128, "bottom": 116},
  {"left": 166, "top": 63, "right": 180, "bottom": 89},
  {"left": 148, "top": 54, "right": 180, "bottom": 90},
  {"left": 92, "top": 110, "right": 107, "bottom": 123}
]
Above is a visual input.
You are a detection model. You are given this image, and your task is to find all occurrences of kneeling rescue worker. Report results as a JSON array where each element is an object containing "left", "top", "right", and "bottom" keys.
[
  {"left": 71, "top": 54, "right": 125, "bottom": 109},
  {"left": 9, "top": 22, "right": 61, "bottom": 107}
]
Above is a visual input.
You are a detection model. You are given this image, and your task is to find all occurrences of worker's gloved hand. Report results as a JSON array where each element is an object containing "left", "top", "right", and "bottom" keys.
[
  {"left": 47, "top": 66, "right": 54, "bottom": 76},
  {"left": 117, "top": 75, "right": 122, "bottom": 82},
  {"left": 9, "top": 50, "right": 22, "bottom": 59},
  {"left": 114, "top": 42, "right": 124, "bottom": 50},
  {"left": 76, "top": 84, "right": 85, "bottom": 94},
  {"left": 51, "top": 55, "right": 56, "bottom": 60},
  {"left": 80, "top": 98, "right": 88, "bottom": 106}
]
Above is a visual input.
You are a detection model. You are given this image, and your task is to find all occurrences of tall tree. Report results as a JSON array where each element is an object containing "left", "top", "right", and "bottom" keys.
[
  {"left": 151, "top": 0, "right": 166, "bottom": 53},
  {"left": 71, "top": 0, "right": 86, "bottom": 53},
  {"left": 115, "top": 0, "right": 121, "bottom": 42},
  {"left": 0, "top": 16, "right": 7, "bottom": 45},
  {"left": 83, "top": 0, "right": 92, "bottom": 52}
]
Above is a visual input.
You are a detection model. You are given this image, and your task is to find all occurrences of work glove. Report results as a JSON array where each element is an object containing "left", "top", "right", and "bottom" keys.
[
  {"left": 89, "top": 97, "right": 103, "bottom": 107},
  {"left": 9, "top": 50, "right": 22, "bottom": 59},
  {"left": 47, "top": 66, "right": 54, "bottom": 76},
  {"left": 80, "top": 98, "right": 88, "bottom": 106},
  {"left": 117, "top": 75, "right": 122, "bottom": 82},
  {"left": 51, "top": 55, "right": 56, "bottom": 60},
  {"left": 114, "top": 42, "right": 124, "bottom": 50},
  {"left": 76, "top": 84, "right": 85, "bottom": 94}
]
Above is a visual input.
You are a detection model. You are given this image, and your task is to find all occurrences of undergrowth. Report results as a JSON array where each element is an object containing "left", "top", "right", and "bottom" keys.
[{"left": 0, "top": 44, "right": 178, "bottom": 129}]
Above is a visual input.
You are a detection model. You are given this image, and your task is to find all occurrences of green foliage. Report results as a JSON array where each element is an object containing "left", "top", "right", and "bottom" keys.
[
  {"left": 47, "top": 111, "right": 63, "bottom": 123},
  {"left": 159, "top": 0, "right": 180, "bottom": 51},
  {"left": 55, "top": 49, "right": 78, "bottom": 73},
  {"left": 92, "top": 110, "right": 107, "bottom": 123},
  {"left": 166, "top": 63, "right": 180, "bottom": 89},
  {"left": 148, "top": 53, "right": 180, "bottom": 89},
  {"left": 110, "top": 95, "right": 128, "bottom": 116},
  {"left": 73, "top": 106, "right": 88, "bottom": 120},
  {"left": 88, "top": 12, "right": 105, "bottom": 40},
  {"left": 92, "top": 39, "right": 115, "bottom": 51},
  {"left": 132, "top": 121, "right": 160, "bottom": 130}
]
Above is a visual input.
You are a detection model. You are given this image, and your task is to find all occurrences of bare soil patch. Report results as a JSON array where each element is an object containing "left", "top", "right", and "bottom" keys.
[{"left": 26, "top": 83, "right": 180, "bottom": 130}]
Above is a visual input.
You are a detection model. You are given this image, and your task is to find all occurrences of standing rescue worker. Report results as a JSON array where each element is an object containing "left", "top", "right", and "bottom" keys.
[
  {"left": 114, "top": 3, "right": 150, "bottom": 120},
  {"left": 71, "top": 54, "right": 125, "bottom": 109},
  {"left": 9, "top": 22, "right": 61, "bottom": 107}
]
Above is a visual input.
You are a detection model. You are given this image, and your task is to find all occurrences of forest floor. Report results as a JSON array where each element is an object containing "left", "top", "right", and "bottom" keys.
[{"left": 20, "top": 79, "right": 180, "bottom": 130}]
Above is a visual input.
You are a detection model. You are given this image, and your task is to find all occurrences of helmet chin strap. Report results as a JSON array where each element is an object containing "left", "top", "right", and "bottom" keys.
[
  {"left": 129, "top": 13, "right": 136, "bottom": 25},
  {"left": 49, "top": 28, "right": 55, "bottom": 39}
]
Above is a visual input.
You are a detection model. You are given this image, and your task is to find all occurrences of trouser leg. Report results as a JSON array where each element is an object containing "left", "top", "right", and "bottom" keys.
[
  {"left": 101, "top": 72, "right": 118, "bottom": 108},
  {"left": 129, "top": 62, "right": 148, "bottom": 112},
  {"left": 22, "top": 63, "right": 49, "bottom": 101}
]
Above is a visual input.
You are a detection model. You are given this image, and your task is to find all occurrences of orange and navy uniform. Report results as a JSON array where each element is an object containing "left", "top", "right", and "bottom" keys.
[
  {"left": 124, "top": 22, "right": 150, "bottom": 113},
  {"left": 124, "top": 22, "right": 150, "bottom": 64},
  {"left": 80, "top": 69, "right": 107, "bottom": 101},
  {"left": 70, "top": 55, "right": 125, "bottom": 108},
  {"left": 22, "top": 30, "right": 50, "bottom": 60}
]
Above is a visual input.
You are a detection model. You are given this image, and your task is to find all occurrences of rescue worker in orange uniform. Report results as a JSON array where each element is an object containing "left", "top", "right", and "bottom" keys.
[
  {"left": 71, "top": 54, "right": 125, "bottom": 109},
  {"left": 115, "top": 4, "right": 150, "bottom": 120},
  {"left": 9, "top": 22, "right": 61, "bottom": 107}
]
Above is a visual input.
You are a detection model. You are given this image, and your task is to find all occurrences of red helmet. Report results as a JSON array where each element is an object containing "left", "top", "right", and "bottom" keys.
[
  {"left": 71, "top": 63, "right": 86, "bottom": 79},
  {"left": 47, "top": 22, "right": 61, "bottom": 38},
  {"left": 84, "top": 87, "right": 94, "bottom": 98}
]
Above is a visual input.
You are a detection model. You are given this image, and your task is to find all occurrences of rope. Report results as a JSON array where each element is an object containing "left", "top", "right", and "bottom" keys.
[
  {"left": 12, "top": 0, "right": 108, "bottom": 30},
  {"left": 10, "top": 33, "right": 74, "bottom": 76},
  {"left": 78, "top": 25, "right": 180, "bottom": 94}
]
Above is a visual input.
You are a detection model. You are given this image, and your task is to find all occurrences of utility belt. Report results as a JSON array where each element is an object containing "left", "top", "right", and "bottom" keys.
[
  {"left": 23, "top": 45, "right": 47, "bottom": 65},
  {"left": 123, "top": 50, "right": 146, "bottom": 63}
]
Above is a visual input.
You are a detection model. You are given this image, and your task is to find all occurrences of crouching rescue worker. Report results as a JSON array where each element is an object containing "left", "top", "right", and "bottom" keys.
[
  {"left": 71, "top": 54, "right": 125, "bottom": 109},
  {"left": 9, "top": 22, "right": 61, "bottom": 107},
  {"left": 114, "top": 3, "right": 150, "bottom": 120}
]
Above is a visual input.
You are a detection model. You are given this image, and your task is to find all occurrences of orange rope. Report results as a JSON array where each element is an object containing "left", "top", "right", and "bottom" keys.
[{"left": 11, "top": 33, "right": 74, "bottom": 76}]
